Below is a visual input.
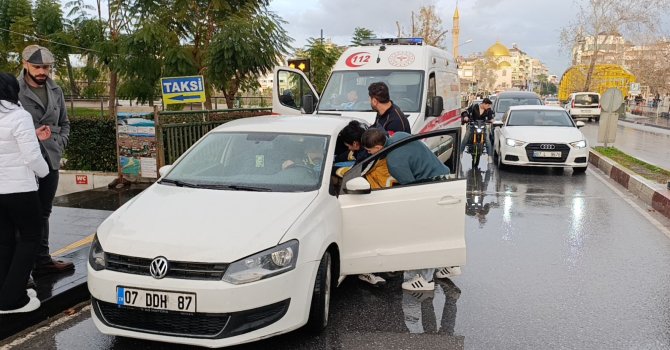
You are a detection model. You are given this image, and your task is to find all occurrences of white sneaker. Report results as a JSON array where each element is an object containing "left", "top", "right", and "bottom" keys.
[
  {"left": 0, "top": 296, "right": 40, "bottom": 314},
  {"left": 358, "top": 273, "right": 386, "bottom": 286},
  {"left": 402, "top": 274, "right": 435, "bottom": 291},
  {"left": 435, "top": 266, "right": 462, "bottom": 279},
  {"left": 27, "top": 289, "right": 37, "bottom": 298}
]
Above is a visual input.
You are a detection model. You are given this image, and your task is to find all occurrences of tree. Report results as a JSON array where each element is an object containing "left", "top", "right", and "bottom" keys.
[
  {"left": 351, "top": 27, "right": 375, "bottom": 46},
  {"left": 295, "top": 38, "right": 343, "bottom": 93},
  {"left": 208, "top": 9, "right": 291, "bottom": 108},
  {"left": 396, "top": 5, "right": 448, "bottom": 47},
  {"left": 560, "top": 0, "right": 670, "bottom": 91}
]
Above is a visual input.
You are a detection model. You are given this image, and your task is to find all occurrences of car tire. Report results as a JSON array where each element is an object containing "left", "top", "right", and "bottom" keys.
[
  {"left": 496, "top": 147, "right": 506, "bottom": 170},
  {"left": 573, "top": 166, "right": 587, "bottom": 174},
  {"left": 595, "top": 116, "right": 600, "bottom": 122},
  {"left": 306, "top": 251, "right": 332, "bottom": 333}
]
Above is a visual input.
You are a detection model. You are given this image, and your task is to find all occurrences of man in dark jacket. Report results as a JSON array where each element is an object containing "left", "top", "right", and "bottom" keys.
[
  {"left": 460, "top": 97, "right": 494, "bottom": 161},
  {"left": 17, "top": 45, "right": 74, "bottom": 275},
  {"left": 368, "top": 82, "right": 411, "bottom": 135}
]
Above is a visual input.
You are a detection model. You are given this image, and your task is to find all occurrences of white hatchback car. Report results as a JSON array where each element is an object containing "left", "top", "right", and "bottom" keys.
[
  {"left": 88, "top": 115, "right": 466, "bottom": 348},
  {"left": 493, "top": 106, "right": 589, "bottom": 173}
]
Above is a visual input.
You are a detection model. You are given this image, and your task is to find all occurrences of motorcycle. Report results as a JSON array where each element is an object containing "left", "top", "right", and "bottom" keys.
[{"left": 465, "top": 119, "right": 488, "bottom": 168}]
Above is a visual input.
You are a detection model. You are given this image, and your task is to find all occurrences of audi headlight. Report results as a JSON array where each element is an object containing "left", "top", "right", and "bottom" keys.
[
  {"left": 88, "top": 234, "right": 106, "bottom": 271},
  {"left": 570, "top": 140, "right": 587, "bottom": 149},
  {"left": 223, "top": 240, "right": 299, "bottom": 285},
  {"left": 505, "top": 138, "right": 524, "bottom": 147}
]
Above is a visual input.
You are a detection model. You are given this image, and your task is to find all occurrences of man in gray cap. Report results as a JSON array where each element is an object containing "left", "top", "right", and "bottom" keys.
[{"left": 18, "top": 44, "right": 74, "bottom": 275}]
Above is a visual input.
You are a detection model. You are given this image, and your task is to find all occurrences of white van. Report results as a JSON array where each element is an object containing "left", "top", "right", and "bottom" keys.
[
  {"left": 565, "top": 92, "right": 601, "bottom": 122},
  {"left": 272, "top": 38, "right": 462, "bottom": 162}
]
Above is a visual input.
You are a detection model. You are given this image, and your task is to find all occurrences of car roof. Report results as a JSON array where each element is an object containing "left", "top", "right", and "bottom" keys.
[
  {"left": 496, "top": 91, "right": 540, "bottom": 98},
  {"left": 211, "top": 114, "right": 353, "bottom": 135},
  {"left": 508, "top": 105, "right": 566, "bottom": 112}
]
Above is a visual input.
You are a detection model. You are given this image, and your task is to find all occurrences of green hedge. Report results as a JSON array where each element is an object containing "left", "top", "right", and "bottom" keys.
[{"left": 62, "top": 115, "right": 117, "bottom": 172}]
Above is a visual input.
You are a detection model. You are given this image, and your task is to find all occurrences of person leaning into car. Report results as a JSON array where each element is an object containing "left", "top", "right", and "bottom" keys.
[
  {"left": 17, "top": 45, "right": 74, "bottom": 275},
  {"left": 460, "top": 97, "right": 494, "bottom": 159}
]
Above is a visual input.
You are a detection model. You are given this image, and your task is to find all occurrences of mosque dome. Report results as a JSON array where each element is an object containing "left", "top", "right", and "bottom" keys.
[
  {"left": 498, "top": 61, "right": 512, "bottom": 68},
  {"left": 486, "top": 41, "right": 510, "bottom": 57}
]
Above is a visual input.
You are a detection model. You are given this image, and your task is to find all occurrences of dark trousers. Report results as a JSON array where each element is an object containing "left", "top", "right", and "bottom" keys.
[
  {"left": 0, "top": 191, "right": 42, "bottom": 310},
  {"left": 36, "top": 169, "right": 59, "bottom": 265}
]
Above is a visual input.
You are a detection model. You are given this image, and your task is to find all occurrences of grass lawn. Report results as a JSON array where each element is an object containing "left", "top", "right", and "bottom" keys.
[{"left": 594, "top": 146, "right": 670, "bottom": 184}]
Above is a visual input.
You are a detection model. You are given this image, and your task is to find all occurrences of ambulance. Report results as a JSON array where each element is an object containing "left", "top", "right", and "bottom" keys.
[{"left": 272, "top": 38, "right": 463, "bottom": 163}]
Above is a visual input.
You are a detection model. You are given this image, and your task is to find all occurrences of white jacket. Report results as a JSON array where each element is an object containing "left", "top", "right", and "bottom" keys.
[{"left": 0, "top": 101, "right": 49, "bottom": 194}]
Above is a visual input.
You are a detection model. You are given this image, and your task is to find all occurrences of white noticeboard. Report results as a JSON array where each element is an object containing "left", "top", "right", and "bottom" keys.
[
  {"left": 598, "top": 88, "right": 622, "bottom": 146},
  {"left": 630, "top": 83, "right": 641, "bottom": 95}
]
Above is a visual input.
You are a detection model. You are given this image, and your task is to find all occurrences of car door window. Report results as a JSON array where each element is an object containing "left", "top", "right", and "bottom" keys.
[{"left": 277, "top": 70, "right": 318, "bottom": 110}]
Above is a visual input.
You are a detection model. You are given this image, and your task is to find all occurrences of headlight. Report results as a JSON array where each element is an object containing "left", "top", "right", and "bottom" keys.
[
  {"left": 505, "top": 138, "right": 524, "bottom": 147},
  {"left": 223, "top": 240, "right": 299, "bottom": 285},
  {"left": 570, "top": 140, "right": 587, "bottom": 149},
  {"left": 88, "top": 234, "right": 106, "bottom": 271},
  {"left": 475, "top": 127, "right": 483, "bottom": 133}
]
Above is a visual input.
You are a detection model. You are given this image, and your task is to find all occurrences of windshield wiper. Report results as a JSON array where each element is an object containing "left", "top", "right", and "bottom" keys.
[
  {"left": 201, "top": 184, "right": 272, "bottom": 192},
  {"left": 158, "top": 178, "right": 200, "bottom": 188}
]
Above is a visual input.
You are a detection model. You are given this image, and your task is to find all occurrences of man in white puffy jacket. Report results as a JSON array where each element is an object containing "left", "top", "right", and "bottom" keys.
[{"left": 0, "top": 72, "right": 49, "bottom": 314}]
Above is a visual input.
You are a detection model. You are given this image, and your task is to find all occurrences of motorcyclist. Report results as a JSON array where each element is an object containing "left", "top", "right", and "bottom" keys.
[{"left": 460, "top": 97, "right": 494, "bottom": 162}]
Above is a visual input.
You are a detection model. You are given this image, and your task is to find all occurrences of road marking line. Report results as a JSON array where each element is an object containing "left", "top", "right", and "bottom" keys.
[
  {"left": 589, "top": 167, "right": 670, "bottom": 239},
  {"left": 0, "top": 305, "right": 91, "bottom": 349},
  {"left": 52, "top": 234, "right": 95, "bottom": 257}
]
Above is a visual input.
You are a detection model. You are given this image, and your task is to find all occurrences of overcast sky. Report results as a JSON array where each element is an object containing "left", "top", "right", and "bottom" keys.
[{"left": 268, "top": 0, "right": 576, "bottom": 76}]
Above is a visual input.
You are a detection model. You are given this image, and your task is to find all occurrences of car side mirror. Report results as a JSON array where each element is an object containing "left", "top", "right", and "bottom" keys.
[
  {"left": 428, "top": 96, "right": 444, "bottom": 117},
  {"left": 575, "top": 121, "right": 585, "bottom": 128},
  {"left": 344, "top": 177, "right": 372, "bottom": 194},
  {"left": 158, "top": 165, "right": 172, "bottom": 178},
  {"left": 492, "top": 120, "right": 504, "bottom": 128},
  {"left": 302, "top": 95, "right": 315, "bottom": 114}
]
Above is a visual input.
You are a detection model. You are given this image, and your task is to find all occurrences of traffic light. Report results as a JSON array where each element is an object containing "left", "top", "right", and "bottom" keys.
[{"left": 288, "top": 58, "right": 310, "bottom": 73}]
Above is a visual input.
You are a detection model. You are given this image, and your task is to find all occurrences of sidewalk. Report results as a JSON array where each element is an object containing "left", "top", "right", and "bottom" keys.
[
  {"left": 0, "top": 184, "right": 150, "bottom": 342},
  {"left": 623, "top": 112, "right": 670, "bottom": 130}
]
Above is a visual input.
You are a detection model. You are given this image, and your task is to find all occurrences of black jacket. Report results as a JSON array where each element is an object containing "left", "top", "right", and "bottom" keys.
[
  {"left": 373, "top": 102, "right": 411, "bottom": 134},
  {"left": 461, "top": 103, "right": 494, "bottom": 124}
]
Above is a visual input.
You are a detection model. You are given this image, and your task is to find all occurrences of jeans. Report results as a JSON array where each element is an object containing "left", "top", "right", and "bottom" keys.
[
  {"left": 460, "top": 124, "right": 492, "bottom": 155},
  {"left": 0, "top": 191, "right": 42, "bottom": 310},
  {"left": 36, "top": 169, "right": 59, "bottom": 265}
]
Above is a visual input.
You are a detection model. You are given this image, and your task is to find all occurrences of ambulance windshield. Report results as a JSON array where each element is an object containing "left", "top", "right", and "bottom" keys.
[{"left": 318, "top": 70, "right": 424, "bottom": 113}]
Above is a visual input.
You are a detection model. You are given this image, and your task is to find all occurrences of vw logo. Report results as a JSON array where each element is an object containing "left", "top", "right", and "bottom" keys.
[
  {"left": 149, "top": 256, "right": 169, "bottom": 279},
  {"left": 539, "top": 144, "right": 556, "bottom": 150}
]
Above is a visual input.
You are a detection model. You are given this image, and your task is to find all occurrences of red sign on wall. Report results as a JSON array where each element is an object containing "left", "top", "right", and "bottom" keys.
[{"left": 75, "top": 175, "right": 88, "bottom": 185}]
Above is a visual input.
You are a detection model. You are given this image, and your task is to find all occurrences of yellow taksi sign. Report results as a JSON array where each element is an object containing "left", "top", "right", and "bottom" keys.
[{"left": 160, "top": 75, "right": 206, "bottom": 105}]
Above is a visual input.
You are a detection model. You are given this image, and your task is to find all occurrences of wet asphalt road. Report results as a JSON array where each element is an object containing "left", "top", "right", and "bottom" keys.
[{"left": 5, "top": 160, "right": 670, "bottom": 350}]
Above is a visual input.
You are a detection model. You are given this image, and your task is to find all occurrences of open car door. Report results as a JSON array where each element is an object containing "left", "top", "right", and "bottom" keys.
[
  {"left": 272, "top": 67, "right": 320, "bottom": 115},
  {"left": 338, "top": 129, "right": 466, "bottom": 275}
]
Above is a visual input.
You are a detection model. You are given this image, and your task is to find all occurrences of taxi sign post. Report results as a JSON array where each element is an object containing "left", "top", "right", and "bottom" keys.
[{"left": 161, "top": 76, "right": 206, "bottom": 105}]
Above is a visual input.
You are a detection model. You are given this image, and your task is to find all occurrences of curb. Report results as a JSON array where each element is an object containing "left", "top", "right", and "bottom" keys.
[{"left": 589, "top": 150, "right": 670, "bottom": 220}]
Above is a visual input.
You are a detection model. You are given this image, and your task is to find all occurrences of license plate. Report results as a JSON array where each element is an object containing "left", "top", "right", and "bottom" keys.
[
  {"left": 581, "top": 109, "right": 594, "bottom": 114},
  {"left": 533, "top": 151, "right": 562, "bottom": 158},
  {"left": 117, "top": 286, "right": 196, "bottom": 312}
]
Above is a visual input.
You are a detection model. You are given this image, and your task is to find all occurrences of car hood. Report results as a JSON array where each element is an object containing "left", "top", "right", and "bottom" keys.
[
  {"left": 97, "top": 184, "right": 318, "bottom": 262},
  {"left": 503, "top": 126, "right": 586, "bottom": 143}
]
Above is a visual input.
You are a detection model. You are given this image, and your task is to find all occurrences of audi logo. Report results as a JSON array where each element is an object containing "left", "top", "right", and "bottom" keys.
[
  {"left": 539, "top": 144, "right": 556, "bottom": 150},
  {"left": 149, "top": 256, "right": 169, "bottom": 279}
]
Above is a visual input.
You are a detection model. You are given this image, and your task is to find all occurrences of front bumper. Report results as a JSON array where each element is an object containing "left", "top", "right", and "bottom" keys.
[
  {"left": 88, "top": 260, "right": 319, "bottom": 348},
  {"left": 499, "top": 143, "right": 589, "bottom": 168}
]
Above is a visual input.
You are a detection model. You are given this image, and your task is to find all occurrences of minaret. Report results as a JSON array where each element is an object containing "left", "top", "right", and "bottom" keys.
[{"left": 452, "top": 3, "right": 460, "bottom": 61}]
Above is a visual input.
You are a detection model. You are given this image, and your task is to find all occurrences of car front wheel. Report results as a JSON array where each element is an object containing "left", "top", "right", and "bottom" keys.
[{"left": 306, "top": 251, "right": 332, "bottom": 333}]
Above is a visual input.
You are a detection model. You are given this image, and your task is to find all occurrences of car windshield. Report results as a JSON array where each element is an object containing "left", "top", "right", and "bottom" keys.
[
  {"left": 162, "top": 132, "right": 329, "bottom": 192},
  {"left": 507, "top": 110, "right": 575, "bottom": 127},
  {"left": 318, "top": 70, "right": 424, "bottom": 112},
  {"left": 574, "top": 94, "right": 599, "bottom": 105},
  {"left": 495, "top": 97, "right": 542, "bottom": 113}
]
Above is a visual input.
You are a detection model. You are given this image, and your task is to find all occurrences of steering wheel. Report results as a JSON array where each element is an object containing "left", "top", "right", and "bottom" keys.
[
  {"left": 395, "top": 98, "right": 415, "bottom": 111},
  {"left": 284, "top": 163, "right": 317, "bottom": 178}
]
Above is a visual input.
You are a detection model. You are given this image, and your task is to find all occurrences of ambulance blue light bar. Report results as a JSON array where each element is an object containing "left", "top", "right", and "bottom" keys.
[{"left": 361, "top": 38, "right": 424, "bottom": 46}]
